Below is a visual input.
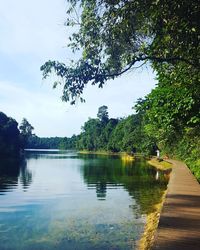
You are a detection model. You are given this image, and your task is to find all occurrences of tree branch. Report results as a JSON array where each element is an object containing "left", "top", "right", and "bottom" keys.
[{"left": 103, "top": 56, "right": 198, "bottom": 79}]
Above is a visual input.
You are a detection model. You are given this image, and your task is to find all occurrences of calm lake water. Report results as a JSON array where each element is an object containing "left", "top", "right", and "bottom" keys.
[{"left": 0, "top": 150, "right": 168, "bottom": 250}]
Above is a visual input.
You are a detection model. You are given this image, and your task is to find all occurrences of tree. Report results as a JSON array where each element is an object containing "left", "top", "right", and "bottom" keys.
[
  {"left": 41, "top": 0, "right": 199, "bottom": 104},
  {"left": 76, "top": 106, "right": 119, "bottom": 151},
  {"left": 97, "top": 105, "right": 109, "bottom": 123},
  {"left": 0, "top": 112, "right": 20, "bottom": 157},
  {"left": 79, "top": 118, "right": 101, "bottom": 150},
  {"left": 19, "top": 118, "right": 34, "bottom": 137},
  {"left": 39, "top": 0, "right": 200, "bottom": 180},
  {"left": 26, "top": 136, "right": 71, "bottom": 149},
  {"left": 19, "top": 118, "right": 34, "bottom": 148}
]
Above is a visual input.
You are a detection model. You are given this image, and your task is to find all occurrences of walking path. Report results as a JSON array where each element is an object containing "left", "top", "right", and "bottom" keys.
[{"left": 152, "top": 160, "right": 200, "bottom": 250}]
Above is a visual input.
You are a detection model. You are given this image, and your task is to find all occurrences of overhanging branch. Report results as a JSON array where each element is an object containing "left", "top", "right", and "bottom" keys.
[{"left": 103, "top": 56, "right": 198, "bottom": 79}]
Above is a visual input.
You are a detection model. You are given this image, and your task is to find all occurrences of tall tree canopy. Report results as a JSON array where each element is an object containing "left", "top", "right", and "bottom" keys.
[
  {"left": 76, "top": 106, "right": 119, "bottom": 150},
  {"left": 0, "top": 112, "right": 20, "bottom": 157},
  {"left": 97, "top": 105, "right": 109, "bottom": 123},
  {"left": 19, "top": 118, "right": 34, "bottom": 148},
  {"left": 41, "top": 0, "right": 199, "bottom": 103}
]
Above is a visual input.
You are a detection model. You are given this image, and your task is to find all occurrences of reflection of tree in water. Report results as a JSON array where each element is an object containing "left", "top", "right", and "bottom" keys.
[
  {"left": 96, "top": 181, "right": 107, "bottom": 200},
  {"left": 82, "top": 156, "right": 168, "bottom": 214},
  {"left": 81, "top": 156, "right": 124, "bottom": 200},
  {"left": 19, "top": 158, "right": 33, "bottom": 191},
  {"left": 0, "top": 158, "right": 21, "bottom": 193},
  {"left": 0, "top": 157, "right": 32, "bottom": 194}
]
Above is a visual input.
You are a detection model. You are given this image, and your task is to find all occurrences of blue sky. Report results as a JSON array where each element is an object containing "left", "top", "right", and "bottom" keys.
[{"left": 0, "top": 0, "right": 156, "bottom": 137}]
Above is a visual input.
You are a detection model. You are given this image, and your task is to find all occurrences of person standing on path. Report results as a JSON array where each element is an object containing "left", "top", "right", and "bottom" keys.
[{"left": 156, "top": 149, "right": 160, "bottom": 160}]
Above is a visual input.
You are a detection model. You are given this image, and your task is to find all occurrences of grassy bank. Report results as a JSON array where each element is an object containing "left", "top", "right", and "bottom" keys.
[
  {"left": 138, "top": 190, "right": 167, "bottom": 250},
  {"left": 79, "top": 150, "right": 135, "bottom": 161},
  {"left": 79, "top": 150, "right": 120, "bottom": 156},
  {"left": 148, "top": 158, "right": 173, "bottom": 171}
]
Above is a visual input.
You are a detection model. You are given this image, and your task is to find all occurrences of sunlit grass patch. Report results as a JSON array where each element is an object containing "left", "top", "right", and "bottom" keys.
[{"left": 148, "top": 158, "right": 172, "bottom": 171}]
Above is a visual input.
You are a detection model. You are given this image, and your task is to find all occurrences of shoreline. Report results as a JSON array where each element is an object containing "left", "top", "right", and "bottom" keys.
[
  {"left": 147, "top": 158, "right": 173, "bottom": 172},
  {"left": 138, "top": 190, "right": 167, "bottom": 250},
  {"left": 78, "top": 150, "right": 135, "bottom": 161},
  {"left": 138, "top": 158, "right": 173, "bottom": 250},
  {"left": 79, "top": 150, "right": 121, "bottom": 156}
]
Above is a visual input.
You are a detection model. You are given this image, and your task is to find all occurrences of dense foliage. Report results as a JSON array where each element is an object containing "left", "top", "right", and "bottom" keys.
[
  {"left": 40, "top": 0, "right": 200, "bottom": 181},
  {"left": 19, "top": 118, "right": 34, "bottom": 149},
  {"left": 0, "top": 112, "right": 20, "bottom": 157},
  {"left": 18, "top": 119, "right": 77, "bottom": 150},
  {"left": 27, "top": 135, "right": 76, "bottom": 149},
  {"left": 135, "top": 62, "right": 200, "bottom": 180},
  {"left": 0, "top": 114, "right": 77, "bottom": 153},
  {"left": 41, "top": 0, "right": 199, "bottom": 103},
  {"left": 75, "top": 106, "right": 156, "bottom": 155}
]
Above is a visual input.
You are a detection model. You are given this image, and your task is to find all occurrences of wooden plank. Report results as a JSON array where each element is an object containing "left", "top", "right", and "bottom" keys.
[{"left": 152, "top": 160, "right": 200, "bottom": 250}]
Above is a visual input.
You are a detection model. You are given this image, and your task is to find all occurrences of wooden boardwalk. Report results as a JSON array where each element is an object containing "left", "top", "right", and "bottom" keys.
[{"left": 152, "top": 160, "right": 200, "bottom": 250}]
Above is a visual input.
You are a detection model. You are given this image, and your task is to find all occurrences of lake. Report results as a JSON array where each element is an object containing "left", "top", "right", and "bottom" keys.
[{"left": 0, "top": 150, "right": 168, "bottom": 250}]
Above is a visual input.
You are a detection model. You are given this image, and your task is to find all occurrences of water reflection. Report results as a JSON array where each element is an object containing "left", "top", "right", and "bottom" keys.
[
  {"left": 0, "top": 153, "right": 167, "bottom": 214},
  {"left": 0, "top": 158, "right": 20, "bottom": 194},
  {"left": 25, "top": 149, "right": 79, "bottom": 159},
  {"left": 81, "top": 155, "right": 167, "bottom": 214},
  {"left": 96, "top": 182, "right": 107, "bottom": 200},
  {"left": 0, "top": 151, "right": 168, "bottom": 250},
  {"left": 0, "top": 157, "right": 32, "bottom": 194},
  {"left": 19, "top": 159, "right": 33, "bottom": 191}
]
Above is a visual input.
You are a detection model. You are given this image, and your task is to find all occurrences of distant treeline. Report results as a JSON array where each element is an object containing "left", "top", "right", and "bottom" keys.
[
  {"left": 18, "top": 105, "right": 155, "bottom": 154},
  {"left": 26, "top": 135, "right": 76, "bottom": 150},
  {"left": 0, "top": 112, "right": 77, "bottom": 154},
  {"left": 22, "top": 105, "right": 156, "bottom": 154}
]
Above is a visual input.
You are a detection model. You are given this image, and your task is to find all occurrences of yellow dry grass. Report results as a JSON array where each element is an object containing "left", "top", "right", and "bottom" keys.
[
  {"left": 138, "top": 190, "right": 167, "bottom": 250},
  {"left": 148, "top": 158, "right": 172, "bottom": 171}
]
